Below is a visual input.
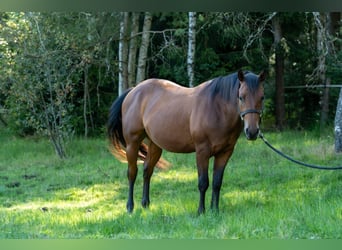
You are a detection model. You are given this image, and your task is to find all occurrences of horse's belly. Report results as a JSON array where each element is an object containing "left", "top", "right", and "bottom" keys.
[
  {"left": 145, "top": 124, "right": 195, "bottom": 153},
  {"left": 155, "top": 138, "right": 195, "bottom": 153}
]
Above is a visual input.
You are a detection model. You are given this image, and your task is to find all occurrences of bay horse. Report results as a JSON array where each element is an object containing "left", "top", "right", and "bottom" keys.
[{"left": 108, "top": 70, "right": 265, "bottom": 214}]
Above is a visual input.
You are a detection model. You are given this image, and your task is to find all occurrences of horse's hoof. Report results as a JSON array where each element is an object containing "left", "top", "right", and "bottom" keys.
[
  {"left": 127, "top": 202, "right": 134, "bottom": 213},
  {"left": 141, "top": 199, "right": 150, "bottom": 208},
  {"left": 197, "top": 208, "right": 205, "bottom": 215}
]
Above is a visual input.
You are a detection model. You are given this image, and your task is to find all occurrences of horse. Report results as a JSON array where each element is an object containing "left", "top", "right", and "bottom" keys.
[{"left": 108, "top": 69, "right": 265, "bottom": 214}]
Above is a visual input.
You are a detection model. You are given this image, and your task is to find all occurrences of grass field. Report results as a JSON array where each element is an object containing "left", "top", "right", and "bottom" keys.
[{"left": 0, "top": 127, "right": 341, "bottom": 239}]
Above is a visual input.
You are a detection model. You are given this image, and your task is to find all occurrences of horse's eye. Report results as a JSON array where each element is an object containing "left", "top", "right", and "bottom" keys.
[
  {"left": 261, "top": 96, "right": 265, "bottom": 101},
  {"left": 239, "top": 96, "right": 244, "bottom": 102}
]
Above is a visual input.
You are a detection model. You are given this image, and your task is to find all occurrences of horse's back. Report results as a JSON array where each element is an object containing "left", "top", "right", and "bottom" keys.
[
  {"left": 122, "top": 79, "right": 196, "bottom": 152},
  {"left": 123, "top": 78, "right": 194, "bottom": 108}
]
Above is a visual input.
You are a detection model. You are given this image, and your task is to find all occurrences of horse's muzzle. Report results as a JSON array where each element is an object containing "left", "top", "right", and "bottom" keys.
[
  {"left": 245, "top": 127, "right": 259, "bottom": 140},
  {"left": 241, "top": 109, "right": 262, "bottom": 141}
]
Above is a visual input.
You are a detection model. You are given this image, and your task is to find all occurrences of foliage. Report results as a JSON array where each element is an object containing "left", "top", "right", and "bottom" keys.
[
  {"left": 0, "top": 12, "right": 119, "bottom": 157},
  {"left": 0, "top": 128, "right": 341, "bottom": 238}
]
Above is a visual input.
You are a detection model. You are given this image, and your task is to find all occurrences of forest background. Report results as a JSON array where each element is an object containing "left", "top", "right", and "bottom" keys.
[{"left": 0, "top": 12, "right": 341, "bottom": 158}]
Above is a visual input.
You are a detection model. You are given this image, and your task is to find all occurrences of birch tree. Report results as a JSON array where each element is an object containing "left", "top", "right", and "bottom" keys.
[
  {"left": 332, "top": 12, "right": 342, "bottom": 152},
  {"left": 335, "top": 89, "right": 342, "bottom": 152},
  {"left": 118, "top": 12, "right": 129, "bottom": 96},
  {"left": 313, "top": 12, "right": 330, "bottom": 127},
  {"left": 136, "top": 12, "right": 152, "bottom": 83},
  {"left": 128, "top": 12, "right": 140, "bottom": 88},
  {"left": 187, "top": 12, "right": 196, "bottom": 88},
  {"left": 313, "top": 13, "right": 340, "bottom": 126}
]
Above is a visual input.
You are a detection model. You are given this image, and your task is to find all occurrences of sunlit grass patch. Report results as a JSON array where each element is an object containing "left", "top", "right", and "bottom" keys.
[{"left": 223, "top": 190, "right": 269, "bottom": 207}]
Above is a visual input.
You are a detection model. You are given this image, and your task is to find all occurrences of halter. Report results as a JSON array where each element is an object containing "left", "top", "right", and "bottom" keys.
[{"left": 240, "top": 109, "right": 263, "bottom": 120}]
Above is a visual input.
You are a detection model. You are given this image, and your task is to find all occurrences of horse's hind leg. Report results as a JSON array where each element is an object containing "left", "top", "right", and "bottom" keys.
[
  {"left": 196, "top": 146, "right": 211, "bottom": 214},
  {"left": 125, "top": 138, "right": 142, "bottom": 213},
  {"left": 142, "top": 141, "right": 162, "bottom": 208}
]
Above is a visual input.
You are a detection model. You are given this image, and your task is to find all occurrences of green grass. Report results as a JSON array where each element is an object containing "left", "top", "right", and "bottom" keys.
[{"left": 0, "top": 127, "right": 342, "bottom": 239}]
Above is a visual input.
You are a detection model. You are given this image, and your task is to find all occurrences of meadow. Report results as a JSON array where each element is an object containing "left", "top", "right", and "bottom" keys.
[{"left": 0, "top": 127, "right": 341, "bottom": 239}]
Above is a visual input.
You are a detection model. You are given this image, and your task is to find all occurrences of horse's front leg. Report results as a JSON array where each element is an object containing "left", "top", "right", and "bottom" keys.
[
  {"left": 211, "top": 150, "right": 233, "bottom": 212},
  {"left": 196, "top": 147, "right": 210, "bottom": 214}
]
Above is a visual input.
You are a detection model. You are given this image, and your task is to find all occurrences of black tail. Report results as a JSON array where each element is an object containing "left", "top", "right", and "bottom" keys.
[{"left": 107, "top": 88, "right": 132, "bottom": 160}]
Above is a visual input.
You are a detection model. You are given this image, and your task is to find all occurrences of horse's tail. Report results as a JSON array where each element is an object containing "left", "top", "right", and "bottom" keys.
[{"left": 107, "top": 88, "right": 170, "bottom": 170}]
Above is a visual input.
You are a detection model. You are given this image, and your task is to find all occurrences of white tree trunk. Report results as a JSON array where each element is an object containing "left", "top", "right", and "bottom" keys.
[
  {"left": 128, "top": 12, "right": 139, "bottom": 88},
  {"left": 335, "top": 88, "right": 342, "bottom": 152},
  {"left": 313, "top": 12, "right": 331, "bottom": 127},
  {"left": 136, "top": 12, "right": 152, "bottom": 83},
  {"left": 187, "top": 12, "right": 196, "bottom": 88},
  {"left": 118, "top": 12, "right": 129, "bottom": 96}
]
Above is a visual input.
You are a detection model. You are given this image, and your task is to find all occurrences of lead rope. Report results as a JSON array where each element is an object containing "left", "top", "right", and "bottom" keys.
[{"left": 258, "top": 132, "right": 342, "bottom": 170}]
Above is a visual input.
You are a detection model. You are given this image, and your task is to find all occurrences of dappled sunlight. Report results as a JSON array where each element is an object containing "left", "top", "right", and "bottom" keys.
[
  {"left": 153, "top": 169, "right": 197, "bottom": 183},
  {"left": 4, "top": 199, "right": 97, "bottom": 212},
  {"left": 0, "top": 182, "right": 129, "bottom": 232},
  {"left": 139, "top": 201, "right": 192, "bottom": 218},
  {"left": 223, "top": 190, "right": 268, "bottom": 207}
]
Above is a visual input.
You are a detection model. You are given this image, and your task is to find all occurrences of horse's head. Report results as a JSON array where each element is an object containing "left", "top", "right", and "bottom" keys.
[{"left": 237, "top": 70, "right": 265, "bottom": 140}]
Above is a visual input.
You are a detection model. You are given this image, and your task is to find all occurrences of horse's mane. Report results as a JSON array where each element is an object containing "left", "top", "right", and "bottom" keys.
[{"left": 202, "top": 71, "right": 260, "bottom": 103}]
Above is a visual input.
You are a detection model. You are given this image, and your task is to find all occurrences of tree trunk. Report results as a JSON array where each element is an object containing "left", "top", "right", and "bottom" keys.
[
  {"left": 187, "top": 12, "right": 196, "bottom": 88},
  {"left": 0, "top": 105, "right": 7, "bottom": 126},
  {"left": 136, "top": 12, "right": 152, "bottom": 83},
  {"left": 0, "top": 114, "right": 7, "bottom": 126},
  {"left": 118, "top": 12, "right": 129, "bottom": 96},
  {"left": 272, "top": 15, "right": 286, "bottom": 130},
  {"left": 335, "top": 88, "right": 342, "bottom": 152},
  {"left": 320, "top": 77, "right": 330, "bottom": 127},
  {"left": 332, "top": 12, "right": 341, "bottom": 152},
  {"left": 313, "top": 12, "right": 341, "bottom": 129},
  {"left": 315, "top": 12, "right": 329, "bottom": 128},
  {"left": 128, "top": 12, "right": 139, "bottom": 88},
  {"left": 83, "top": 66, "right": 88, "bottom": 138},
  {"left": 316, "top": 12, "right": 341, "bottom": 128}
]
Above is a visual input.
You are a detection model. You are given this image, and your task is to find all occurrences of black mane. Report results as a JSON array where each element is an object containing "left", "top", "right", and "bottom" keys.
[{"left": 203, "top": 71, "right": 260, "bottom": 102}]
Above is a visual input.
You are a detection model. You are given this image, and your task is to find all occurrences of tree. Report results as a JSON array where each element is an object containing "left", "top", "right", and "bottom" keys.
[
  {"left": 187, "top": 12, "right": 196, "bottom": 87},
  {"left": 11, "top": 13, "right": 75, "bottom": 158},
  {"left": 128, "top": 12, "right": 140, "bottom": 88},
  {"left": 272, "top": 14, "right": 286, "bottom": 130},
  {"left": 0, "top": 104, "right": 7, "bottom": 126},
  {"left": 136, "top": 12, "right": 152, "bottom": 83},
  {"left": 118, "top": 12, "right": 130, "bottom": 96},
  {"left": 335, "top": 89, "right": 342, "bottom": 152},
  {"left": 331, "top": 12, "right": 342, "bottom": 152},
  {"left": 0, "top": 12, "right": 120, "bottom": 155},
  {"left": 313, "top": 12, "right": 330, "bottom": 128}
]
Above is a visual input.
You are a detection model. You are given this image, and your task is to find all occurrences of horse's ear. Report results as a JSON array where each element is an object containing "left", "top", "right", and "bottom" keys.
[
  {"left": 238, "top": 69, "right": 244, "bottom": 82},
  {"left": 259, "top": 70, "right": 266, "bottom": 82}
]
